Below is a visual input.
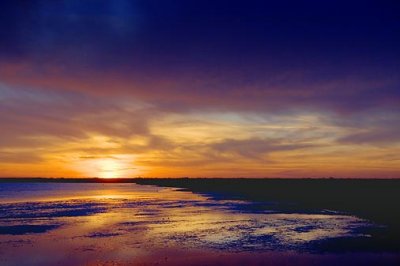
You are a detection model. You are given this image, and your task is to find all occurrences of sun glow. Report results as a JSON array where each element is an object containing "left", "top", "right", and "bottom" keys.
[
  {"left": 98, "top": 158, "right": 122, "bottom": 179},
  {"left": 74, "top": 155, "right": 138, "bottom": 179}
]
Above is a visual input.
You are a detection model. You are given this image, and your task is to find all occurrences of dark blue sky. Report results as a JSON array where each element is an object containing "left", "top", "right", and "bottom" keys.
[{"left": 1, "top": 0, "right": 399, "bottom": 66}]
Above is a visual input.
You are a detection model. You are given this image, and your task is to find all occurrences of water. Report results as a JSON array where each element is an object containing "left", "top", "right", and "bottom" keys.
[{"left": 0, "top": 183, "right": 398, "bottom": 266}]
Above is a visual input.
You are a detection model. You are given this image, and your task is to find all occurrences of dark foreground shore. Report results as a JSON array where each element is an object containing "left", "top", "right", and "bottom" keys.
[
  {"left": 133, "top": 178, "right": 400, "bottom": 252},
  {"left": 1, "top": 177, "right": 400, "bottom": 253},
  {"left": 1, "top": 178, "right": 400, "bottom": 265}
]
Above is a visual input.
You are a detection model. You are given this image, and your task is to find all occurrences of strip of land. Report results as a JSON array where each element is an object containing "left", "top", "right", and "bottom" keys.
[{"left": 1, "top": 177, "right": 400, "bottom": 251}]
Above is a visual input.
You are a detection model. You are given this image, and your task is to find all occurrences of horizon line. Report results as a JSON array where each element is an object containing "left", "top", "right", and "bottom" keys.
[{"left": 0, "top": 177, "right": 399, "bottom": 181}]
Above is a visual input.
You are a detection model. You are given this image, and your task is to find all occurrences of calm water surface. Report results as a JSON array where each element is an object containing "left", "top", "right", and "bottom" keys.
[{"left": 0, "top": 183, "right": 398, "bottom": 266}]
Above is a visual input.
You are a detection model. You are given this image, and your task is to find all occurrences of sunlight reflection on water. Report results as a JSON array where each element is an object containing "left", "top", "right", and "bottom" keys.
[{"left": 0, "top": 183, "right": 379, "bottom": 266}]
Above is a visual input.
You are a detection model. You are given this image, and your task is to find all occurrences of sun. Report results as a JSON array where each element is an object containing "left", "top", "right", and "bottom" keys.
[
  {"left": 99, "top": 158, "right": 122, "bottom": 179},
  {"left": 74, "top": 155, "right": 138, "bottom": 179}
]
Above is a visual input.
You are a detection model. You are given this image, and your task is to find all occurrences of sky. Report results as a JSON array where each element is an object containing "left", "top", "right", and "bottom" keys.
[{"left": 0, "top": 0, "right": 399, "bottom": 178}]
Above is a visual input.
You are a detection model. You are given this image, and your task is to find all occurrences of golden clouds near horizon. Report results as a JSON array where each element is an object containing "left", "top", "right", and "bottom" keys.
[{"left": 0, "top": 94, "right": 399, "bottom": 178}]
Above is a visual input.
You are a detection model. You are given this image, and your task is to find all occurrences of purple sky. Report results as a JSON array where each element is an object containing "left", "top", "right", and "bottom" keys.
[{"left": 0, "top": 1, "right": 399, "bottom": 178}]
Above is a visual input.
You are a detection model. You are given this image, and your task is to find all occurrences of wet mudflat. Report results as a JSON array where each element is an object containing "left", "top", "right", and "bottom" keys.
[{"left": 0, "top": 182, "right": 399, "bottom": 266}]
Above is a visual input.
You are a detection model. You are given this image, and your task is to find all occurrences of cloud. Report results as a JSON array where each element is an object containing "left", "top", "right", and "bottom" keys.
[
  {"left": 338, "top": 129, "right": 400, "bottom": 146},
  {"left": 0, "top": 151, "right": 43, "bottom": 164},
  {"left": 210, "top": 138, "right": 313, "bottom": 159},
  {"left": 1, "top": 60, "right": 399, "bottom": 116},
  {"left": 332, "top": 112, "right": 400, "bottom": 146},
  {"left": 0, "top": 1, "right": 399, "bottom": 177},
  {"left": 0, "top": 0, "right": 399, "bottom": 116}
]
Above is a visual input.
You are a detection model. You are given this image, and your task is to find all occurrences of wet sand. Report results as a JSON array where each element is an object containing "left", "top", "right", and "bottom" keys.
[{"left": 0, "top": 181, "right": 399, "bottom": 265}]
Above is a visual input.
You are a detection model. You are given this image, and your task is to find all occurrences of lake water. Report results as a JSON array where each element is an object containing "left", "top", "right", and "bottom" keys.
[{"left": 0, "top": 183, "right": 398, "bottom": 266}]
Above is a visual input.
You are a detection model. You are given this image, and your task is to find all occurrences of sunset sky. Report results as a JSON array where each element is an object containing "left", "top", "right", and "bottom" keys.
[{"left": 0, "top": 0, "right": 399, "bottom": 178}]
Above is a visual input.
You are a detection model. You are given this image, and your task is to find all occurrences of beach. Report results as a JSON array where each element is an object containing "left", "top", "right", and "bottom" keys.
[{"left": 0, "top": 180, "right": 399, "bottom": 265}]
